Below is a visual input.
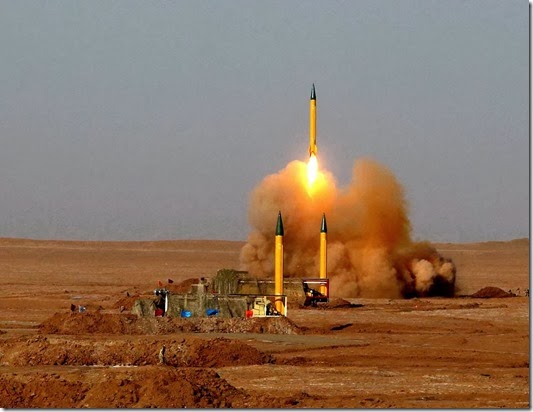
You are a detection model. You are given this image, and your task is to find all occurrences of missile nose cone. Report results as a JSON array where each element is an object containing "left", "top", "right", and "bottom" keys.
[
  {"left": 321, "top": 213, "right": 327, "bottom": 233},
  {"left": 276, "top": 211, "right": 284, "bottom": 236},
  {"left": 310, "top": 83, "right": 316, "bottom": 100}
]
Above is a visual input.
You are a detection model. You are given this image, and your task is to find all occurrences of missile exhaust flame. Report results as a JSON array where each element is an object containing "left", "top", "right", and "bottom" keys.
[{"left": 307, "top": 154, "right": 318, "bottom": 191}]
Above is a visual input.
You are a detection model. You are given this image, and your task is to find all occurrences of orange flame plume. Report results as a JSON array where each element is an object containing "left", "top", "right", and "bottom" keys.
[{"left": 307, "top": 154, "right": 318, "bottom": 191}]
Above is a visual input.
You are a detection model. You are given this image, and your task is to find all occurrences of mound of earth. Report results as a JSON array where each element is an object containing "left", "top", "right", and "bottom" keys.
[
  {"left": 39, "top": 312, "right": 301, "bottom": 335},
  {"left": 471, "top": 287, "right": 515, "bottom": 298},
  {"left": 300, "top": 298, "right": 362, "bottom": 309},
  {"left": 145, "top": 316, "right": 301, "bottom": 335},
  {"left": 0, "top": 336, "right": 271, "bottom": 368},
  {"left": 165, "top": 278, "right": 200, "bottom": 294},
  {"left": 39, "top": 312, "right": 140, "bottom": 335},
  {"left": 0, "top": 367, "right": 247, "bottom": 408},
  {"left": 112, "top": 294, "right": 141, "bottom": 310},
  {"left": 0, "top": 365, "right": 322, "bottom": 408}
]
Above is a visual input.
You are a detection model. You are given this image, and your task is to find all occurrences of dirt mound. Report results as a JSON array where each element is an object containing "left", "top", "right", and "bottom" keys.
[
  {"left": 0, "top": 336, "right": 271, "bottom": 368},
  {"left": 181, "top": 337, "right": 272, "bottom": 367},
  {"left": 39, "top": 312, "right": 140, "bottom": 334},
  {"left": 300, "top": 298, "right": 362, "bottom": 310},
  {"left": 39, "top": 312, "right": 302, "bottom": 335},
  {"left": 112, "top": 294, "right": 141, "bottom": 310},
  {"left": 165, "top": 277, "right": 200, "bottom": 294},
  {"left": 124, "top": 315, "right": 301, "bottom": 335},
  {"left": 471, "top": 287, "right": 515, "bottom": 298},
  {"left": 136, "top": 315, "right": 301, "bottom": 335},
  {"left": 0, "top": 367, "right": 247, "bottom": 408},
  {"left": 0, "top": 365, "right": 321, "bottom": 408}
]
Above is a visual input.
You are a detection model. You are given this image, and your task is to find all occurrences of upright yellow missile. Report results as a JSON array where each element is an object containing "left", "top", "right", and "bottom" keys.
[
  {"left": 274, "top": 211, "right": 285, "bottom": 314},
  {"left": 319, "top": 213, "right": 327, "bottom": 295},
  {"left": 309, "top": 84, "right": 317, "bottom": 156}
]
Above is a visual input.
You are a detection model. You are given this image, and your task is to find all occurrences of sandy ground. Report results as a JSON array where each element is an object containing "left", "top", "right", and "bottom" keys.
[{"left": 0, "top": 237, "right": 529, "bottom": 408}]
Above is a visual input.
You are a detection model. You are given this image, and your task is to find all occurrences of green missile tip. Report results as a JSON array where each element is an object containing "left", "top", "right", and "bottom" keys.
[
  {"left": 321, "top": 213, "right": 327, "bottom": 233},
  {"left": 276, "top": 211, "right": 284, "bottom": 236},
  {"left": 311, "top": 83, "right": 316, "bottom": 100}
]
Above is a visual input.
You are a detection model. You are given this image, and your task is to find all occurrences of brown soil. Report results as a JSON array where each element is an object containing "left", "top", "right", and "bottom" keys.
[
  {"left": 471, "top": 286, "right": 516, "bottom": 298},
  {"left": 0, "top": 237, "right": 529, "bottom": 408},
  {"left": 300, "top": 297, "right": 360, "bottom": 309},
  {"left": 0, "top": 367, "right": 249, "bottom": 408},
  {"left": 38, "top": 312, "right": 301, "bottom": 335},
  {"left": 0, "top": 335, "right": 271, "bottom": 368},
  {"left": 166, "top": 277, "right": 201, "bottom": 293},
  {"left": 112, "top": 294, "right": 141, "bottom": 310}
]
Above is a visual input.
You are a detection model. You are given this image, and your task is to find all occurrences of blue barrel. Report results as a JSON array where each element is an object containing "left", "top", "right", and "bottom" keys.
[
  {"left": 206, "top": 308, "right": 219, "bottom": 316},
  {"left": 180, "top": 310, "right": 192, "bottom": 318}
]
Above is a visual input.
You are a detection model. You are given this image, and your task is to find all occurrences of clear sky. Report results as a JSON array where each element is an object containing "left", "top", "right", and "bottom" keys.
[{"left": 0, "top": 0, "right": 529, "bottom": 242}]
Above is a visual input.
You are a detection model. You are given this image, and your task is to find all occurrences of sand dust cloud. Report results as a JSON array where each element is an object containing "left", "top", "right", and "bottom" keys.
[{"left": 239, "top": 158, "right": 455, "bottom": 298}]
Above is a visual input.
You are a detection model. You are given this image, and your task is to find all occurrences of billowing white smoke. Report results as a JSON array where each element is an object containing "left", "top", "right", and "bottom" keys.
[{"left": 239, "top": 157, "right": 455, "bottom": 298}]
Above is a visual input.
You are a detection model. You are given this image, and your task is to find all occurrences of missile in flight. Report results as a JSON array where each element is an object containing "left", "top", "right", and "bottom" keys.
[{"left": 309, "top": 83, "right": 317, "bottom": 157}]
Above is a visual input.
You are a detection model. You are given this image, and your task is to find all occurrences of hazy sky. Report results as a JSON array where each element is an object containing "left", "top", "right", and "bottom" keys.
[{"left": 0, "top": 0, "right": 528, "bottom": 242}]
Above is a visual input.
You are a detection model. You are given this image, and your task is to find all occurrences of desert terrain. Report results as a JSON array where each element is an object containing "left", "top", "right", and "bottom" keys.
[{"left": 0, "top": 237, "right": 529, "bottom": 408}]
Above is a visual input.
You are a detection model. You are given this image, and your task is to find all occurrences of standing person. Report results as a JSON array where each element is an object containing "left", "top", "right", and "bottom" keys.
[{"left": 158, "top": 345, "right": 166, "bottom": 365}]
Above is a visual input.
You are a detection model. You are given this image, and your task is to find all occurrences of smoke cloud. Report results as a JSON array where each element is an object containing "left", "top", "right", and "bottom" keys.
[{"left": 239, "top": 157, "right": 455, "bottom": 298}]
